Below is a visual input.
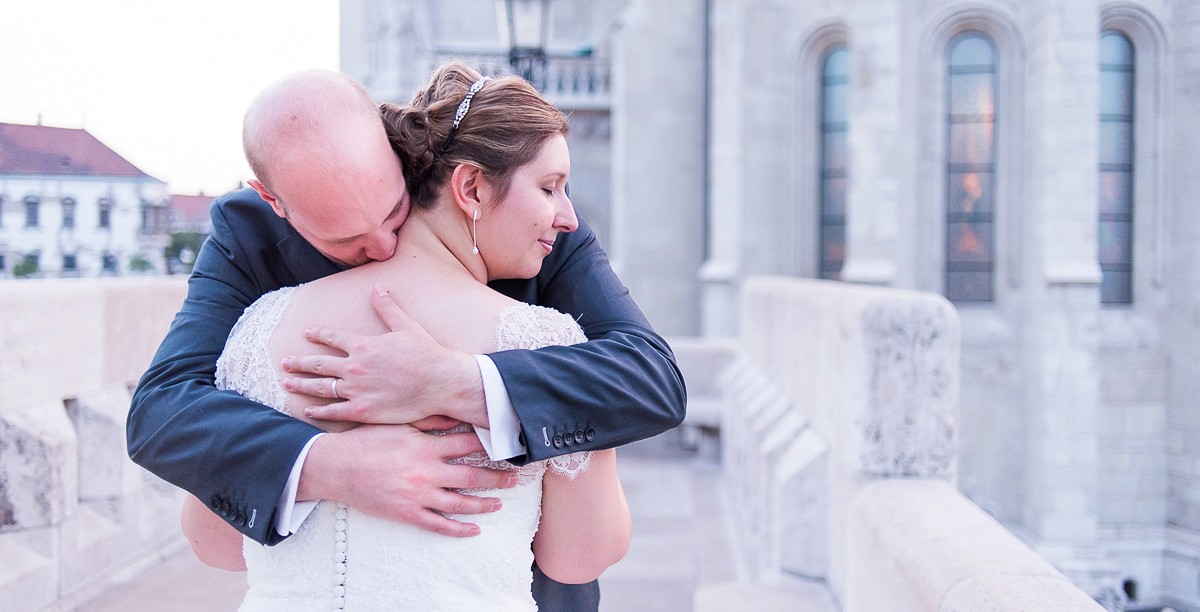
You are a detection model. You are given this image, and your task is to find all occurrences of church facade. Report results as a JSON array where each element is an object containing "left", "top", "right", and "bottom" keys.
[{"left": 341, "top": 0, "right": 1200, "bottom": 607}]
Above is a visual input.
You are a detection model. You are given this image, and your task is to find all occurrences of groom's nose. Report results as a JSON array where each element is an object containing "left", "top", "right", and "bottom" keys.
[{"left": 363, "top": 230, "right": 399, "bottom": 263}]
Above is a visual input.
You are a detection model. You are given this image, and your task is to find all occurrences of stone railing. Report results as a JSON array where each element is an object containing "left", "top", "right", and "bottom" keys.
[
  {"left": 436, "top": 53, "right": 610, "bottom": 110},
  {"left": 0, "top": 278, "right": 187, "bottom": 609},
  {"left": 696, "top": 276, "right": 1105, "bottom": 611}
]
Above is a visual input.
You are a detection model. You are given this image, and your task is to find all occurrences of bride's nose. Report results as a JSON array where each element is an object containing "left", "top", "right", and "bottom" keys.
[{"left": 556, "top": 194, "right": 578, "bottom": 233}]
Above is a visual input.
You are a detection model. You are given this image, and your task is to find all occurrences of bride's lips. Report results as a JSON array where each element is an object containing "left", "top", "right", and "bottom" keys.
[{"left": 538, "top": 239, "right": 554, "bottom": 254}]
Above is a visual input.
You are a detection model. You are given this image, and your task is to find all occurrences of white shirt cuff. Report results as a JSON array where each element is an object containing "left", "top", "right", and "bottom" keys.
[
  {"left": 473, "top": 354, "right": 526, "bottom": 461},
  {"left": 275, "top": 433, "right": 322, "bottom": 537}
]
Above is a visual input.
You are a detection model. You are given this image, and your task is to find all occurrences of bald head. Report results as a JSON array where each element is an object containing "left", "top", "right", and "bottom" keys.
[
  {"left": 242, "top": 70, "right": 411, "bottom": 267},
  {"left": 243, "top": 70, "right": 381, "bottom": 194}
]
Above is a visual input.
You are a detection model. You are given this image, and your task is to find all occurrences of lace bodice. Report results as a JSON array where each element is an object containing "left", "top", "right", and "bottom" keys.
[{"left": 215, "top": 287, "right": 591, "bottom": 612}]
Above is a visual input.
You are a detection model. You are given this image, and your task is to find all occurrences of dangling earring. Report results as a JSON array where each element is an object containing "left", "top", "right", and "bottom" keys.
[{"left": 471, "top": 209, "right": 480, "bottom": 254}]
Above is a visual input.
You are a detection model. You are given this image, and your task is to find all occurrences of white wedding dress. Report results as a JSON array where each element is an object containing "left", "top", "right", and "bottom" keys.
[{"left": 215, "top": 287, "right": 591, "bottom": 612}]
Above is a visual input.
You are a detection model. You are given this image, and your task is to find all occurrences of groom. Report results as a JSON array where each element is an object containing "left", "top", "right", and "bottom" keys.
[{"left": 128, "top": 70, "right": 685, "bottom": 609}]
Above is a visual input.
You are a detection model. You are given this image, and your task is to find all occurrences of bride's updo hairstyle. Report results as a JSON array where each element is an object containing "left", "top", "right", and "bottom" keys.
[{"left": 382, "top": 60, "right": 569, "bottom": 209}]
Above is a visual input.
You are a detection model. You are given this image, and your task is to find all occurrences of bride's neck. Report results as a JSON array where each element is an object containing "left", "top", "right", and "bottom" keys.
[{"left": 384, "top": 202, "right": 486, "bottom": 284}]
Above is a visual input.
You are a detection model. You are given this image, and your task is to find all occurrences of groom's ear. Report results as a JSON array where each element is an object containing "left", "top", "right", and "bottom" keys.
[
  {"left": 249, "top": 179, "right": 287, "bottom": 219},
  {"left": 448, "top": 163, "right": 487, "bottom": 217}
]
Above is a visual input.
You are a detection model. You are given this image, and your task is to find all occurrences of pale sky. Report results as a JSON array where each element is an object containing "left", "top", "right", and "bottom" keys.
[{"left": 0, "top": 0, "right": 339, "bottom": 195}]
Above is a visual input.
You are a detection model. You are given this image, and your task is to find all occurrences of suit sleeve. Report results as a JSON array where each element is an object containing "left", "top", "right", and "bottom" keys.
[
  {"left": 127, "top": 200, "right": 321, "bottom": 545},
  {"left": 488, "top": 218, "right": 687, "bottom": 462}
]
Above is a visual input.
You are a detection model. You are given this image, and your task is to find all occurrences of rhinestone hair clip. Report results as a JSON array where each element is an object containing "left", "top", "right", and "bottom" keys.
[
  {"left": 453, "top": 77, "right": 490, "bottom": 129},
  {"left": 437, "top": 76, "right": 490, "bottom": 156}
]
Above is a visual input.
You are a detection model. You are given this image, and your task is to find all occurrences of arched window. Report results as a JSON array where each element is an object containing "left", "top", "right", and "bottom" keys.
[
  {"left": 818, "top": 44, "right": 849, "bottom": 280},
  {"left": 1099, "top": 30, "right": 1135, "bottom": 304},
  {"left": 23, "top": 195, "right": 41, "bottom": 228},
  {"left": 61, "top": 197, "right": 76, "bottom": 229},
  {"left": 98, "top": 197, "right": 112, "bottom": 229},
  {"left": 945, "top": 32, "right": 997, "bottom": 302}
]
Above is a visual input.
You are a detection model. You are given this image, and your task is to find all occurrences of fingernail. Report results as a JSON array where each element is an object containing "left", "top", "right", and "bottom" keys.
[
  {"left": 505, "top": 475, "right": 518, "bottom": 488},
  {"left": 303, "top": 328, "right": 313, "bottom": 339},
  {"left": 281, "top": 357, "right": 293, "bottom": 371},
  {"left": 467, "top": 525, "right": 481, "bottom": 537},
  {"left": 490, "top": 500, "right": 503, "bottom": 512},
  {"left": 373, "top": 284, "right": 388, "bottom": 297},
  {"left": 282, "top": 378, "right": 295, "bottom": 391}
]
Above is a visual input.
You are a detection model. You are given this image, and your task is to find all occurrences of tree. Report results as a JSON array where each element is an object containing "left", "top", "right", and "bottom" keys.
[
  {"left": 12, "top": 257, "right": 39, "bottom": 279},
  {"left": 128, "top": 254, "right": 154, "bottom": 273},
  {"left": 166, "top": 231, "right": 207, "bottom": 274}
]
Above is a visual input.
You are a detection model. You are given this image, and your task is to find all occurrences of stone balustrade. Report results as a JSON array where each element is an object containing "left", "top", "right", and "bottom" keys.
[
  {"left": 0, "top": 278, "right": 188, "bottom": 610},
  {"left": 699, "top": 276, "right": 1105, "bottom": 611},
  {"left": 1, "top": 275, "right": 1111, "bottom": 610},
  {"left": 437, "top": 53, "right": 611, "bottom": 110}
]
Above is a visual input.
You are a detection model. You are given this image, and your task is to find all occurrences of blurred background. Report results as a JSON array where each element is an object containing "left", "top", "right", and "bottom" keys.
[{"left": 1, "top": 1, "right": 1198, "bottom": 611}]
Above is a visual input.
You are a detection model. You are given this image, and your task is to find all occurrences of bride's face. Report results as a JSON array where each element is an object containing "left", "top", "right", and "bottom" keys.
[{"left": 478, "top": 134, "right": 577, "bottom": 280}]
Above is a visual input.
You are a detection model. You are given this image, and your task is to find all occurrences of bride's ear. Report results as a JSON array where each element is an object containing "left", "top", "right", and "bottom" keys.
[{"left": 448, "top": 163, "right": 489, "bottom": 219}]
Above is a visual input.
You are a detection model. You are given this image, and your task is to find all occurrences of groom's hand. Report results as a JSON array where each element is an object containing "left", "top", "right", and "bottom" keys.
[
  {"left": 281, "top": 284, "right": 489, "bottom": 429},
  {"left": 297, "top": 423, "right": 517, "bottom": 537}
]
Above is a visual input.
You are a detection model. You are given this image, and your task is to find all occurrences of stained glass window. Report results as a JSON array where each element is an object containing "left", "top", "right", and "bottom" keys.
[
  {"left": 945, "top": 32, "right": 997, "bottom": 302},
  {"left": 819, "top": 45, "right": 849, "bottom": 280},
  {"left": 1099, "top": 31, "right": 1135, "bottom": 304}
]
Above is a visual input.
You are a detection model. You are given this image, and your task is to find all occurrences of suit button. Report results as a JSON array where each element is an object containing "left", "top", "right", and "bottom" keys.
[
  {"left": 210, "top": 497, "right": 221, "bottom": 510},
  {"left": 221, "top": 501, "right": 232, "bottom": 515},
  {"left": 552, "top": 434, "right": 564, "bottom": 448},
  {"left": 235, "top": 512, "right": 247, "bottom": 527},
  {"left": 585, "top": 428, "right": 596, "bottom": 442},
  {"left": 573, "top": 430, "right": 585, "bottom": 444},
  {"left": 563, "top": 432, "right": 574, "bottom": 447}
]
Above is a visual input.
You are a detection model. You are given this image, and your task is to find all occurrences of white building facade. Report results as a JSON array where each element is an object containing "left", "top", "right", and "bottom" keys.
[
  {"left": 0, "top": 123, "right": 171, "bottom": 279},
  {"left": 342, "top": 0, "right": 1200, "bottom": 608}
]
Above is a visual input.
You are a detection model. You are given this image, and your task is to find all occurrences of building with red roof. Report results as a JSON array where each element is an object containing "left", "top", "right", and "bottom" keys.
[
  {"left": 0, "top": 122, "right": 171, "bottom": 278},
  {"left": 169, "top": 193, "right": 215, "bottom": 234}
]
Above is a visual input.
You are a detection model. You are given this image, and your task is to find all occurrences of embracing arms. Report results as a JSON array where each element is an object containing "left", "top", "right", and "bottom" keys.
[
  {"left": 292, "top": 217, "right": 688, "bottom": 463},
  {"left": 129, "top": 192, "right": 508, "bottom": 544},
  {"left": 128, "top": 196, "right": 320, "bottom": 544}
]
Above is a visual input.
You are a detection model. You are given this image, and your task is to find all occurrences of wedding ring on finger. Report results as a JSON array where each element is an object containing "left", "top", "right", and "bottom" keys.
[{"left": 331, "top": 378, "right": 342, "bottom": 400}]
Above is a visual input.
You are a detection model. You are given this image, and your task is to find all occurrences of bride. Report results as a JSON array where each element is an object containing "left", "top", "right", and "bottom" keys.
[{"left": 180, "top": 61, "right": 632, "bottom": 610}]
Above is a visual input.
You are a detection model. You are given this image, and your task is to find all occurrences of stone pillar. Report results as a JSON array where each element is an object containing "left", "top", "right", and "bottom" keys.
[
  {"left": 1165, "top": 1, "right": 1200, "bottom": 607},
  {"left": 1017, "top": 0, "right": 1108, "bottom": 586},
  {"left": 701, "top": 0, "right": 747, "bottom": 336},
  {"left": 610, "top": 0, "right": 707, "bottom": 336},
  {"left": 841, "top": 0, "right": 903, "bottom": 286},
  {"left": 0, "top": 403, "right": 78, "bottom": 610}
]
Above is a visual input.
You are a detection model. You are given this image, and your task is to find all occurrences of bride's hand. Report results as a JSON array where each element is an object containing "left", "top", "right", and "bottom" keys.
[{"left": 280, "top": 284, "right": 488, "bottom": 428}]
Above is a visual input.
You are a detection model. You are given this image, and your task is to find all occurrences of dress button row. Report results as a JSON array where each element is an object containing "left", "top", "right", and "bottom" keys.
[{"left": 332, "top": 501, "right": 348, "bottom": 611}]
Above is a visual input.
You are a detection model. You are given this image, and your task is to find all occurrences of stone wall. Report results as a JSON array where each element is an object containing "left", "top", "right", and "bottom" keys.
[
  {"left": 714, "top": 276, "right": 1107, "bottom": 610},
  {"left": 0, "top": 278, "right": 187, "bottom": 609}
]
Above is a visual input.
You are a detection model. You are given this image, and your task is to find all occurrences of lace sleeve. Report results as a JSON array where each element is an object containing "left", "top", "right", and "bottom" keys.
[
  {"left": 495, "top": 303, "right": 588, "bottom": 350},
  {"left": 545, "top": 451, "right": 592, "bottom": 480},
  {"left": 495, "top": 304, "right": 593, "bottom": 478},
  {"left": 214, "top": 286, "right": 295, "bottom": 413}
]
